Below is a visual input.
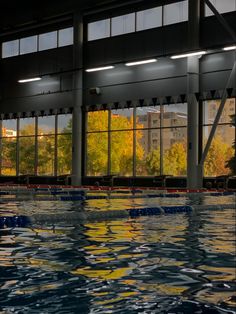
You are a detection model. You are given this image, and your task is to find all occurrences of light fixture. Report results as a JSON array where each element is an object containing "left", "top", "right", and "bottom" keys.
[
  {"left": 170, "top": 51, "right": 206, "bottom": 59},
  {"left": 125, "top": 58, "right": 157, "bottom": 66},
  {"left": 223, "top": 45, "right": 236, "bottom": 51},
  {"left": 85, "top": 66, "right": 114, "bottom": 72},
  {"left": 18, "top": 77, "right": 42, "bottom": 83}
]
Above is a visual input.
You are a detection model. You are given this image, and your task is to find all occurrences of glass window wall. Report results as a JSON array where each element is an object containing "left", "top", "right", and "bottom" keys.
[
  {"left": 85, "top": 104, "right": 188, "bottom": 177},
  {"left": 0, "top": 114, "right": 72, "bottom": 176},
  {"left": 203, "top": 98, "right": 235, "bottom": 176}
]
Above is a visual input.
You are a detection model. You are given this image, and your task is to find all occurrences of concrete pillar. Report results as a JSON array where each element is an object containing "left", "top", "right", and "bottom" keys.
[
  {"left": 71, "top": 12, "right": 83, "bottom": 185},
  {"left": 187, "top": 0, "right": 203, "bottom": 189}
]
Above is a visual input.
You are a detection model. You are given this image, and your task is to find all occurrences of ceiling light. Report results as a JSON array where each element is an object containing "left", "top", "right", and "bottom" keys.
[
  {"left": 125, "top": 59, "right": 157, "bottom": 66},
  {"left": 18, "top": 77, "right": 42, "bottom": 83},
  {"left": 223, "top": 45, "right": 236, "bottom": 51},
  {"left": 170, "top": 51, "right": 206, "bottom": 59},
  {"left": 86, "top": 66, "right": 114, "bottom": 72}
]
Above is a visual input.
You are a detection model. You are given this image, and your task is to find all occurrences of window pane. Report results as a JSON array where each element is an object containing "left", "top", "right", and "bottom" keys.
[
  {"left": 39, "top": 31, "right": 57, "bottom": 51},
  {"left": 111, "top": 13, "right": 135, "bottom": 36},
  {"left": 2, "top": 120, "right": 17, "bottom": 137},
  {"left": 58, "top": 27, "right": 73, "bottom": 47},
  {"left": 205, "top": 0, "right": 236, "bottom": 16},
  {"left": 136, "top": 129, "right": 160, "bottom": 176},
  {"left": 136, "top": 7, "right": 162, "bottom": 31},
  {"left": 111, "top": 108, "right": 133, "bottom": 130},
  {"left": 163, "top": 103, "right": 187, "bottom": 127},
  {"left": 38, "top": 116, "right": 55, "bottom": 135},
  {"left": 38, "top": 135, "right": 55, "bottom": 175},
  {"left": 58, "top": 114, "right": 72, "bottom": 133},
  {"left": 111, "top": 131, "right": 133, "bottom": 176},
  {"left": 203, "top": 99, "right": 235, "bottom": 125},
  {"left": 2, "top": 40, "right": 19, "bottom": 58},
  {"left": 88, "top": 19, "right": 110, "bottom": 41},
  {"left": 1, "top": 138, "right": 16, "bottom": 175},
  {"left": 57, "top": 134, "right": 72, "bottom": 175},
  {"left": 163, "top": 128, "right": 187, "bottom": 176},
  {"left": 164, "top": 0, "right": 188, "bottom": 25},
  {"left": 203, "top": 125, "right": 234, "bottom": 176},
  {"left": 20, "top": 35, "right": 37, "bottom": 55},
  {"left": 87, "top": 111, "right": 108, "bottom": 132},
  {"left": 20, "top": 118, "right": 35, "bottom": 136},
  {"left": 19, "top": 137, "right": 35, "bottom": 175},
  {"left": 86, "top": 133, "right": 108, "bottom": 176},
  {"left": 136, "top": 107, "right": 161, "bottom": 129}
]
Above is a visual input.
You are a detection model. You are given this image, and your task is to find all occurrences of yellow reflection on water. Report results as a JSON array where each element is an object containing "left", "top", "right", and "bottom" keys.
[
  {"left": 71, "top": 266, "right": 133, "bottom": 280},
  {"left": 198, "top": 265, "right": 236, "bottom": 281}
]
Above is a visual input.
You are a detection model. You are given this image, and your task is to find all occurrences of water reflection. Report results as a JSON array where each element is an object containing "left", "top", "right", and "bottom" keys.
[{"left": 0, "top": 203, "right": 235, "bottom": 313}]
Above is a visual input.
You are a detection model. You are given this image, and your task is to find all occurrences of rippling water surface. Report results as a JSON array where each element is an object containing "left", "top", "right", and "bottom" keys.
[{"left": 0, "top": 195, "right": 235, "bottom": 313}]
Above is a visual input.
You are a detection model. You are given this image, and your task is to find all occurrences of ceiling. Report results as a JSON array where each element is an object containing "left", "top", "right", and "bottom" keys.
[{"left": 0, "top": 0, "right": 141, "bottom": 33}]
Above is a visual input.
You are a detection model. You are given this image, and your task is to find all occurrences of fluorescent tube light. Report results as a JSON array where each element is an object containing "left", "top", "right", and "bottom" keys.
[
  {"left": 171, "top": 51, "right": 206, "bottom": 59},
  {"left": 86, "top": 66, "right": 114, "bottom": 72},
  {"left": 18, "top": 77, "right": 42, "bottom": 83},
  {"left": 223, "top": 45, "right": 236, "bottom": 51},
  {"left": 125, "top": 59, "right": 157, "bottom": 66}
]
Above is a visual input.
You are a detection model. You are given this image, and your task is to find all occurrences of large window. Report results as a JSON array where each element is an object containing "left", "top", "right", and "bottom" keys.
[
  {"left": 0, "top": 114, "right": 72, "bottom": 176},
  {"left": 1, "top": 27, "right": 73, "bottom": 58},
  {"left": 87, "top": 1, "right": 189, "bottom": 41},
  {"left": 203, "top": 98, "right": 235, "bottom": 176},
  {"left": 85, "top": 104, "right": 187, "bottom": 177},
  {"left": 205, "top": 0, "right": 236, "bottom": 16}
]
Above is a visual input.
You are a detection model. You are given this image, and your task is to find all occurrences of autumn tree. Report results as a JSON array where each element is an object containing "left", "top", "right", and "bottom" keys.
[
  {"left": 145, "top": 148, "right": 161, "bottom": 175},
  {"left": 145, "top": 142, "right": 187, "bottom": 176},
  {"left": 86, "top": 111, "right": 144, "bottom": 176},
  {"left": 204, "top": 135, "right": 234, "bottom": 176},
  {"left": 164, "top": 142, "right": 187, "bottom": 175},
  {"left": 226, "top": 114, "right": 236, "bottom": 175}
]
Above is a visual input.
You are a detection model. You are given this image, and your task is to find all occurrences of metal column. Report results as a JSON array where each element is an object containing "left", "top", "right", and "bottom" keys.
[
  {"left": 71, "top": 12, "right": 83, "bottom": 186},
  {"left": 187, "top": 0, "right": 202, "bottom": 188}
]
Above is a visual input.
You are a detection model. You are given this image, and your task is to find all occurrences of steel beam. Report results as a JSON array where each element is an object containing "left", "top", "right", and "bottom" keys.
[
  {"left": 204, "top": 0, "right": 236, "bottom": 41},
  {"left": 200, "top": 60, "right": 236, "bottom": 165},
  {"left": 71, "top": 12, "right": 83, "bottom": 186}
]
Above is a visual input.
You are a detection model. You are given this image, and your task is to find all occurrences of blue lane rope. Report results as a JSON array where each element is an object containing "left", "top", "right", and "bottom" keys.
[{"left": 0, "top": 204, "right": 235, "bottom": 228}]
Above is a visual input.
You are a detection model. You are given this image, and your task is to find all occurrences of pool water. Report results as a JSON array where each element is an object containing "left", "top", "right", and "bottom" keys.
[{"left": 0, "top": 194, "right": 235, "bottom": 313}]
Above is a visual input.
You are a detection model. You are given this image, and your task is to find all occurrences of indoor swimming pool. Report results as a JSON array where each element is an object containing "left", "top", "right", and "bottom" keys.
[{"left": 0, "top": 187, "right": 235, "bottom": 313}]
